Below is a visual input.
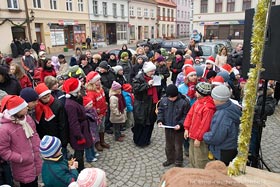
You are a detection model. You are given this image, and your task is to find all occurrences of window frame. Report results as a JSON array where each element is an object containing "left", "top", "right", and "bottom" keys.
[
  {"left": 200, "top": 0, "right": 208, "bottom": 13},
  {"left": 242, "top": 0, "right": 251, "bottom": 11},
  {"left": 215, "top": 0, "right": 223, "bottom": 13},
  {"left": 121, "top": 4, "right": 125, "bottom": 18},
  {"left": 113, "top": 3, "right": 117, "bottom": 17},
  {"left": 50, "top": 0, "right": 57, "bottom": 10},
  {"left": 78, "top": 0, "right": 83, "bottom": 12},
  {"left": 129, "top": 6, "right": 135, "bottom": 17},
  {"left": 150, "top": 9, "right": 154, "bottom": 19},
  {"left": 102, "top": 2, "right": 107, "bottom": 16},
  {"left": 33, "top": 0, "right": 41, "bottom": 8},
  {"left": 144, "top": 8, "right": 148, "bottom": 18},
  {"left": 66, "top": 0, "right": 73, "bottom": 11},
  {"left": 227, "top": 0, "right": 235, "bottom": 12},
  {"left": 137, "top": 7, "right": 142, "bottom": 18},
  {"left": 93, "top": 0, "right": 98, "bottom": 15},
  {"left": 7, "top": 0, "right": 19, "bottom": 9}
]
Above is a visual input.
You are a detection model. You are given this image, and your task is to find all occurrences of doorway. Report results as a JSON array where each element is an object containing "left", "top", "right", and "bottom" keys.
[
  {"left": 138, "top": 26, "right": 142, "bottom": 40},
  {"left": 64, "top": 26, "right": 74, "bottom": 49},
  {"left": 106, "top": 23, "right": 116, "bottom": 44},
  {"left": 11, "top": 26, "right": 26, "bottom": 40}
]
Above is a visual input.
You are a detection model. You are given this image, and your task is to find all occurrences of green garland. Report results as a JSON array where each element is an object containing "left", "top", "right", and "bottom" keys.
[
  {"left": 228, "top": 0, "right": 269, "bottom": 176},
  {"left": 0, "top": 18, "right": 27, "bottom": 27}
]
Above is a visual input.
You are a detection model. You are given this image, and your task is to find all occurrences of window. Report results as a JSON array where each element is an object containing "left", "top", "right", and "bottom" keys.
[
  {"left": 150, "top": 9, "right": 154, "bottom": 18},
  {"left": 50, "top": 24, "right": 65, "bottom": 46},
  {"left": 157, "top": 7, "right": 160, "bottom": 17},
  {"left": 137, "top": 7, "right": 142, "bottom": 17},
  {"left": 171, "top": 9, "right": 174, "bottom": 18},
  {"left": 93, "top": 0, "right": 98, "bottom": 15},
  {"left": 167, "top": 9, "right": 170, "bottom": 18},
  {"left": 102, "top": 2, "right": 107, "bottom": 16},
  {"left": 215, "top": 0, "right": 222, "bottom": 12},
  {"left": 242, "top": 0, "right": 251, "bottom": 10},
  {"left": 113, "top": 3, "right": 117, "bottom": 17},
  {"left": 33, "top": 0, "right": 41, "bottom": 8},
  {"left": 121, "top": 4, "right": 124, "bottom": 17},
  {"left": 66, "top": 0, "right": 72, "bottom": 11},
  {"left": 130, "top": 25, "right": 135, "bottom": 40},
  {"left": 200, "top": 0, "right": 208, "bottom": 13},
  {"left": 144, "top": 26, "right": 149, "bottom": 39},
  {"left": 162, "top": 24, "right": 166, "bottom": 35},
  {"left": 162, "top": 8, "right": 165, "bottom": 17},
  {"left": 50, "top": 0, "right": 57, "bottom": 10},
  {"left": 7, "top": 0, "right": 19, "bottom": 9},
  {"left": 181, "top": 11, "right": 183, "bottom": 18},
  {"left": 226, "top": 0, "right": 235, "bottom": 12},
  {"left": 144, "top": 8, "right": 148, "bottom": 18},
  {"left": 92, "top": 23, "right": 105, "bottom": 41},
  {"left": 177, "top": 10, "right": 180, "bottom": 18},
  {"left": 117, "top": 24, "right": 127, "bottom": 40},
  {"left": 171, "top": 25, "right": 174, "bottom": 35},
  {"left": 129, "top": 6, "right": 134, "bottom": 16},
  {"left": 78, "top": 0, "right": 83, "bottom": 12}
]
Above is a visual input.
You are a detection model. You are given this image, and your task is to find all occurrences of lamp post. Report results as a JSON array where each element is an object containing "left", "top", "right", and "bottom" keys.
[{"left": 24, "top": 0, "right": 35, "bottom": 43}]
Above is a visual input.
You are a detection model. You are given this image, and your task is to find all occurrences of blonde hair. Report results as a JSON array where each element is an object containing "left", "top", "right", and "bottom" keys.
[
  {"left": 10, "top": 63, "right": 24, "bottom": 79},
  {"left": 86, "top": 82, "right": 102, "bottom": 91}
]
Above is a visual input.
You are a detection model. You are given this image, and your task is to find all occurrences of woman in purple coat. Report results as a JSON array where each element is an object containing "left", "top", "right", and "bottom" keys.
[
  {"left": 0, "top": 95, "right": 42, "bottom": 187},
  {"left": 62, "top": 77, "right": 93, "bottom": 173}
]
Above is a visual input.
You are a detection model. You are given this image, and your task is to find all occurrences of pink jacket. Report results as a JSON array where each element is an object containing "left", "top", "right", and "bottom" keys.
[{"left": 0, "top": 113, "right": 42, "bottom": 183}]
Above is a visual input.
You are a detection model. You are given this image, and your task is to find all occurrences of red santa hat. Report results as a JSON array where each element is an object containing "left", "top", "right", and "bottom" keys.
[
  {"left": 83, "top": 96, "right": 93, "bottom": 108},
  {"left": 35, "top": 83, "right": 52, "bottom": 98},
  {"left": 86, "top": 71, "right": 101, "bottom": 84},
  {"left": 0, "top": 95, "right": 28, "bottom": 116},
  {"left": 221, "top": 64, "right": 232, "bottom": 74},
  {"left": 205, "top": 56, "right": 215, "bottom": 65},
  {"left": 211, "top": 76, "right": 225, "bottom": 86},
  {"left": 184, "top": 66, "right": 197, "bottom": 78},
  {"left": 62, "top": 78, "right": 81, "bottom": 98},
  {"left": 184, "top": 59, "right": 193, "bottom": 66},
  {"left": 122, "top": 83, "right": 132, "bottom": 93}
]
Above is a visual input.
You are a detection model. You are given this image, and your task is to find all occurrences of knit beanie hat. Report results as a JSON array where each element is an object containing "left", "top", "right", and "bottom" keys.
[
  {"left": 142, "top": 61, "right": 156, "bottom": 73},
  {"left": 62, "top": 77, "right": 81, "bottom": 98},
  {"left": 20, "top": 88, "right": 39, "bottom": 103},
  {"left": 0, "top": 90, "right": 8, "bottom": 102},
  {"left": 166, "top": 84, "right": 179, "bottom": 97},
  {"left": 184, "top": 66, "right": 196, "bottom": 78},
  {"left": 112, "top": 65, "right": 123, "bottom": 75},
  {"left": 35, "top": 83, "right": 52, "bottom": 99},
  {"left": 175, "top": 50, "right": 184, "bottom": 57},
  {"left": 98, "top": 61, "right": 109, "bottom": 70},
  {"left": 83, "top": 96, "right": 93, "bottom": 108},
  {"left": 122, "top": 83, "right": 132, "bottom": 93},
  {"left": 195, "top": 82, "right": 212, "bottom": 96},
  {"left": 44, "top": 76, "right": 58, "bottom": 89},
  {"left": 5, "top": 57, "right": 13, "bottom": 64},
  {"left": 136, "top": 55, "right": 148, "bottom": 62},
  {"left": 39, "top": 135, "right": 62, "bottom": 158},
  {"left": 121, "top": 52, "right": 129, "bottom": 59},
  {"left": 217, "top": 71, "right": 230, "bottom": 83},
  {"left": 86, "top": 71, "right": 101, "bottom": 84},
  {"left": 211, "top": 85, "right": 231, "bottom": 102},
  {"left": 194, "top": 66, "right": 204, "bottom": 77},
  {"left": 73, "top": 168, "right": 106, "bottom": 187},
  {"left": 156, "top": 56, "right": 165, "bottom": 63},
  {"left": 111, "top": 81, "right": 121, "bottom": 91},
  {"left": 212, "top": 76, "right": 225, "bottom": 86},
  {"left": 0, "top": 95, "right": 28, "bottom": 115},
  {"left": 206, "top": 70, "right": 217, "bottom": 80},
  {"left": 206, "top": 56, "right": 215, "bottom": 65},
  {"left": 221, "top": 64, "right": 232, "bottom": 74}
]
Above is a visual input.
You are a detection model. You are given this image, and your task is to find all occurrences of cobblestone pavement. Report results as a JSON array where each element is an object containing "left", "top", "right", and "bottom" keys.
[{"left": 81, "top": 105, "right": 280, "bottom": 187}]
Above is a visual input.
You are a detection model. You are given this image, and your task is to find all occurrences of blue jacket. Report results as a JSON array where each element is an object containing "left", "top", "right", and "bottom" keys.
[
  {"left": 157, "top": 94, "right": 190, "bottom": 131},
  {"left": 203, "top": 100, "right": 241, "bottom": 160},
  {"left": 122, "top": 90, "right": 133, "bottom": 112},
  {"left": 42, "top": 156, "right": 78, "bottom": 187},
  {"left": 178, "top": 83, "right": 196, "bottom": 106}
]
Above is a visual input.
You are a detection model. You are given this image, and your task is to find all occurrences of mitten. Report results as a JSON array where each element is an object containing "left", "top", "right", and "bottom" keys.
[
  {"left": 173, "top": 69, "right": 177, "bottom": 73},
  {"left": 77, "top": 138, "right": 86, "bottom": 145}
]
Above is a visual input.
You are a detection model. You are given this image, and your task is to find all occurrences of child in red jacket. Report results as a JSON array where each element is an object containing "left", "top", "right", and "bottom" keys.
[
  {"left": 183, "top": 82, "right": 216, "bottom": 168},
  {"left": 40, "top": 58, "right": 56, "bottom": 83}
]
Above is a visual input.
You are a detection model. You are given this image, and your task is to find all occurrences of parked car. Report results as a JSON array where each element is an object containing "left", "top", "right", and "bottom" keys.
[
  {"left": 199, "top": 42, "right": 225, "bottom": 63},
  {"left": 99, "top": 48, "right": 137, "bottom": 60},
  {"left": 211, "top": 40, "right": 233, "bottom": 53},
  {"left": 160, "top": 41, "right": 186, "bottom": 51},
  {"left": 136, "top": 38, "right": 164, "bottom": 50}
]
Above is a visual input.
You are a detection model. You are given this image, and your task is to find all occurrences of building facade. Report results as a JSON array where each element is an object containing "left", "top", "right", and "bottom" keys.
[
  {"left": 155, "top": 0, "right": 176, "bottom": 39},
  {"left": 128, "top": 0, "right": 157, "bottom": 43},
  {"left": 0, "top": 0, "right": 90, "bottom": 54},
  {"left": 88, "top": 0, "right": 129, "bottom": 46},
  {"left": 192, "top": 0, "right": 261, "bottom": 40},
  {"left": 175, "top": 0, "right": 191, "bottom": 38}
]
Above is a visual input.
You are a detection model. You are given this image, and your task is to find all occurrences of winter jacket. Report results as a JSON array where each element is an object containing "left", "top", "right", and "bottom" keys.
[
  {"left": 122, "top": 90, "right": 133, "bottom": 112},
  {"left": 183, "top": 95, "right": 216, "bottom": 141},
  {"left": 118, "top": 59, "right": 132, "bottom": 83},
  {"left": 80, "top": 63, "right": 93, "bottom": 75},
  {"left": 118, "top": 49, "right": 132, "bottom": 60},
  {"left": 85, "top": 108, "right": 99, "bottom": 143},
  {"left": 156, "top": 64, "right": 170, "bottom": 82},
  {"left": 157, "top": 94, "right": 190, "bottom": 132},
  {"left": 0, "top": 76, "right": 21, "bottom": 95},
  {"left": 203, "top": 100, "right": 241, "bottom": 159},
  {"left": 19, "top": 74, "right": 32, "bottom": 88},
  {"left": 115, "top": 74, "right": 127, "bottom": 85},
  {"left": 40, "top": 68, "right": 56, "bottom": 82},
  {"left": 36, "top": 99, "right": 69, "bottom": 147},
  {"left": 86, "top": 89, "right": 107, "bottom": 117},
  {"left": 51, "top": 90, "right": 66, "bottom": 106},
  {"left": 188, "top": 44, "right": 203, "bottom": 59},
  {"left": 109, "top": 90, "right": 127, "bottom": 124},
  {"left": 57, "top": 63, "right": 69, "bottom": 76},
  {"left": 0, "top": 113, "right": 42, "bottom": 184},
  {"left": 21, "top": 55, "right": 35, "bottom": 72},
  {"left": 65, "top": 97, "right": 93, "bottom": 150},
  {"left": 42, "top": 156, "right": 78, "bottom": 187},
  {"left": 170, "top": 58, "right": 184, "bottom": 83},
  {"left": 130, "top": 63, "right": 143, "bottom": 80},
  {"left": 175, "top": 72, "right": 184, "bottom": 87},
  {"left": 99, "top": 70, "right": 116, "bottom": 102},
  {"left": 178, "top": 83, "right": 197, "bottom": 106}
]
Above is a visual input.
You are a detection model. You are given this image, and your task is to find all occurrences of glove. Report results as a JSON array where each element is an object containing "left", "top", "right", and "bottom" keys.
[
  {"left": 77, "top": 138, "right": 86, "bottom": 145},
  {"left": 173, "top": 69, "right": 177, "bottom": 73}
]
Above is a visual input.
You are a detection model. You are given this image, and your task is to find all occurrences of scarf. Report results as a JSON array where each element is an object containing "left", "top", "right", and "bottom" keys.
[
  {"left": 35, "top": 95, "right": 55, "bottom": 123},
  {"left": 176, "top": 56, "right": 182, "bottom": 63},
  {"left": 115, "top": 94, "right": 126, "bottom": 113},
  {"left": 187, "top": 81, "right": 197, "bottom": 99},
  {"left": 1, "top": 110, "right": 34, "bottom": 138},
  {"left": 144, "top": 75, "right": 158, "bottom": 104}
]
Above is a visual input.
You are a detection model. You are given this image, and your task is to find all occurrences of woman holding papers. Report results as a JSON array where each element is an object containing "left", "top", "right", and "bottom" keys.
[{"left": 132, "top": 61, "right": 158, "bottom": 147}]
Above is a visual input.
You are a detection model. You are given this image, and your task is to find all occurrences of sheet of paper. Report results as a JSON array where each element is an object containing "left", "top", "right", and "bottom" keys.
[
  {"left": 153, "top": 75, "right": 161, "bottom": 86},
  {"left": 159, "top": 125, "right": 176, "bottom": 129}
]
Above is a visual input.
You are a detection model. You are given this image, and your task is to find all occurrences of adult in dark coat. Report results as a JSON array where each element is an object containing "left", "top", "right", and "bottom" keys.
[
  {"left": 10, "top": 41, "right": 19, "bottom": 58},
  {"left": 187, "top": 39, "right": 203, "bottom": 59},
  {"left": 79, "top": 54, "right": 93, "bottom": 75},
  {"left": 170, "top": 50, "right": 185, "bottom": 84},
  {"left": 63, "top": 78, "right": 93, "bottom": 173},
  {"left": 130, "top": 55, "right": 148, "bottom": 80},
  {"left": 0, "top": 66, "right": 21, "bottom": 95},
  {"left": 14, "top": 38, "right": 23, "bottom": 55},
  {"left": 22, "top": 39, "right": 32, "bottom": 50},
  {"left": 108, "top": 53, "right": 117, "bottom": 67},
  {"left": 132, "top": 62, "right": 158, "bottom": 147},
  {"left": 118, "top": 44, "right": 132, "bottom": 60},
  {"left": 32, "top": 40, "right": 40, "bottom": 54}
]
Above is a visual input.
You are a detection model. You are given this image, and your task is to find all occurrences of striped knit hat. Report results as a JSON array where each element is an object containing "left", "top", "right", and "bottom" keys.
[{"left": 39, "top": 135, "right": 62, "bottom": 158}]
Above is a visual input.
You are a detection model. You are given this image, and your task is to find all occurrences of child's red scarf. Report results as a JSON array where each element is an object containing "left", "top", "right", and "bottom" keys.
[
  {"left": 144, "top": 75, "right": 158, "bottom": 104},
  {"left": 35, "top": 95, "right": 55, "bottom": 123}
]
